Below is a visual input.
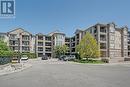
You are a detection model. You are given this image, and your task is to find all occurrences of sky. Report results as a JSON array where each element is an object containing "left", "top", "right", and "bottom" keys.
[{"left": 0, "top": 0, "right": 130, "bottom": 36}]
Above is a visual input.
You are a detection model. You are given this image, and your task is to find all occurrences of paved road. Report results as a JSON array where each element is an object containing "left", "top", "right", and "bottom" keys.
[{"left": 0, "top": 59, "right": 130, "bottom": 87}]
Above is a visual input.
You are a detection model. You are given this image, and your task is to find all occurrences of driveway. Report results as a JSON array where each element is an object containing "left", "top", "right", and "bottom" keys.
[{"left": 0, "top": 59, "right": 130, "bottom": 87}]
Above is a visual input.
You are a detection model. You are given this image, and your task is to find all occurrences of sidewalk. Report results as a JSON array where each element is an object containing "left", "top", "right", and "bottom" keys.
[
  {"left": 0, "top": 63, "right": 32, "bottom": 76},
  {"left": 71, "top": 61, "right": 130, "bottom": 66}
]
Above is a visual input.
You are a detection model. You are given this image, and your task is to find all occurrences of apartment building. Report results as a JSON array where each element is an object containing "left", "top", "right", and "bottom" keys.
[
  {"left": 0, "top": 28, "right": 35, "bottom": 53},
  {"left": 74, "top": 23, "right": 128, "bottom": 62},
  {"left": 35, "top": 31, "right": 65, "bottom": 57},
  {"left": 65, "top": 37, "right": 71, "bottom": 55},
  {"left": 128, "top": 31, "right": 130, "bottom": 57},
  {"left": 35, "top": 33, "right": 52, "bottom": 57},
  {"left": 0, "top": 23, "right": 130, "bottom": 62},
  {"left": 7, "top": 28, "right": 35, "bottom": 53}
]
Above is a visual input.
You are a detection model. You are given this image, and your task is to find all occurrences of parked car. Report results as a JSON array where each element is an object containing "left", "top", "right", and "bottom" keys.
[
  {"left": 59, "top": 55, "right": 67, "bottom": 61},
  {"left": 59, "top": 55, "right": 76, "bottom": 61},
  {"left": 41, "top": 55, "right": 48, "bottom": 60},
  {"left": 67, "top": 55, "right": 76, "bottom": 61},
  {"left": 21, "top": 55, "right": 28, "bottom": 61},
  {"left": 12, "top": 57, "right": 19, "bottom": 63}
]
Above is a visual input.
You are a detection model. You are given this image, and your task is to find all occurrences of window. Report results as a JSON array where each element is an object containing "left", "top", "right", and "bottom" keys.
[
  {"left": 45, "top": 42, "right": 51, "bottom": 46},
  {"left": 22, "top": 35, "right": 29, "bottom": 40},
  {"left": 45, "top": 36, "right": 51, "bottom": 41},
  {"left": 38, "top": 47, "right": 43, "bottom": 51},
  {"left": 45, "top": 47, "right": 51, "bottom": 52},
  {"left": 38, "top": 36, "right": 43, "bottom": 40},
  {"left": 38, "top": 42, "right": 43, "bottom": 46}
]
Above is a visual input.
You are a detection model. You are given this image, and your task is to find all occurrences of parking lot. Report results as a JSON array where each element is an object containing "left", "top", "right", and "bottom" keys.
[{"left": 0, "top": 59, "right": 130, "bottom": 87}]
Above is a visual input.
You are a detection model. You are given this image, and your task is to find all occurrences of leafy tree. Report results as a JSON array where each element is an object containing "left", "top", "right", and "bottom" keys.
[
  {"left": 0, "top": 40, "right": 13, "bottom": 64},
  {"left": 0, "top": 40, "right": 12, "bottom": 57},
  {"left": 61, "top": 45, "right": 69, "bottom": 55},
  {"left": 54, "top": 45, "right": 68, "bottom": 58},
  {"left": 76, "top": 32, "right": 100, "bottom": 60},
  {"left": 54, "top": 46, "right": 61, "bottom": 58}
]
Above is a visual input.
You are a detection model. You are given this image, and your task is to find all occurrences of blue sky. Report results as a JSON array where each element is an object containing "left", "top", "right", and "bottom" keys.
[{"left": 0, "top": 0, "right": 130, "bottom": 36}]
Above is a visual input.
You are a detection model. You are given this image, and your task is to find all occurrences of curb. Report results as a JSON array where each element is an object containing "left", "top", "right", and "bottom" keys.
[
  {"left": 70, "top": 61, "right": 130, "bottom": 66},
  {"left": 0, "top": 64, "right": 32, "bottom": 76}
]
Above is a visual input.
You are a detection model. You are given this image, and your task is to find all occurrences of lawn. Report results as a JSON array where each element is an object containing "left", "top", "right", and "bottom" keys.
[{"left": 74, "top": 58, "right": 104, "bottom": 64}]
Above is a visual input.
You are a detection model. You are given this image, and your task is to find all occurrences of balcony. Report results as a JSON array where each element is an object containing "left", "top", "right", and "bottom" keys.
[
  {"left": 22, "top": 41, "right": 29, "bottom": 46},
  {"left": 22, "top": 47, "right": 30, "bottom": 52},
  {"left": 71, "top": 48, "right": 75, "bottom": 52},
  {"left": 45, "top": 36, "right": 51, "bottom": 41},
  {"left": 76, "top": 34, "right": 79, "bottom": 39},
  {"left": 38, "top": 42, "right": 43, "bottom": 46},
  {"left": 9, "top": 34, "right": 17, "bottom": 40},
  {"left": 100, "top": 51, "right": 106, "bottom": 57},
  {"left": 38, "top": 47, "right": 43, "bottom": 51},
  {"left": 9, "top": 41, "right": 18, "bottom": 46},
  {"left": 71, "top": 37, "right": 75, "bottom": 42},
  {"left": 45, "top": 48, "right": 51, "bottom": 52},
  {"left": 65, "top": 43, "right": 70, "bottom": 47},
  {"left": 9, "top": 37, "right": 17, "bottom": 40},
  {"left": 100, "top": 43, "right": 106, "bottom": 49},
  {"left": 100, "top": 35, "right": 106, "bottom": 41},
  {"left": 71, "top": 43, "right": 75, "bottom": 47},
  {"left": 128, "top": 46, "right": 130, "bottom": 50},
  {"left": 94, "top": 28, "right": 97, "bottom": 33},
  {"left": 45, "top": 42, "right": 51, "bottom": 46},
  {"left": 22, "top": 35, "right": 30, "bottom": 41},
  {"left": 10, "top": 47, "right": 18, "bottom": 51},
  {"left": 65, "top": 38, "right": 70, "bottom": 42},
  {"left": 38, "top": 36, "right": 43, "bottom": 40},
  {"left": 128, "top": 40, "right": 130, "bottom": 44},
  {"left": 100, "top": 27, "right": 106, "bottom": 33},
  {"left": 10, "top": 44, "right": 18, "bottom": 46},
  {"left": 22, "top": 38, "right": 30, "bottom": 41}
]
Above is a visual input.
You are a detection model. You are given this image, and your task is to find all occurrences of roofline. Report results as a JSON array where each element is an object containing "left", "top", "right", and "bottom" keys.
[{"left": 8, "top": 28, "right": 32, "bottom": 35}]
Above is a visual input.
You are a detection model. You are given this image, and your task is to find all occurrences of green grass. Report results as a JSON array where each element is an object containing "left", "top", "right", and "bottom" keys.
[{"left": 74, "top": 59, "right": 104, "bottom": 64}]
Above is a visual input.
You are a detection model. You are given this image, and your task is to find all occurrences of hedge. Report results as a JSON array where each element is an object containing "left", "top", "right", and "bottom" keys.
[
  {"left": 0, "top": 57, "right": 11, "bottom": 65},
  {"left": 22, "top": 52, "right": 37, "bottom": 59}
]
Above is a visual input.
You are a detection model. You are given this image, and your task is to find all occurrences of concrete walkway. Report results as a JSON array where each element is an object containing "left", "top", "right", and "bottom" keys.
[{"left": 0, "top": 63, "right": 32, "bottom": 76}]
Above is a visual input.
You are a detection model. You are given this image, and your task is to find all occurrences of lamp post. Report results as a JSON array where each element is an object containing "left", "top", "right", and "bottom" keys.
[
  {"left": 16, "top": 35, "right": 20, "bottom": 63},
  {"left": 77, "top": 52, "right": 80, "bottom": 60}
]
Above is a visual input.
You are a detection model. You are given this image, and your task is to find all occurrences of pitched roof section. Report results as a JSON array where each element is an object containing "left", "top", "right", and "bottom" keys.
[
  {"left": 48, "top": 30, "right": 65, "bottom": 36},
  {"left": 8, "top": 28, "right": 32, "bottom": 35},
  {"left": 75, "top": 29, "right": 84, "bottom": 34}
]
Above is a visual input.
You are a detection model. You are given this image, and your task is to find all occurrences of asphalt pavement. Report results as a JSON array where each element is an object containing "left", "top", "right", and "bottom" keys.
[{"left": 0, "top": 59, "right": 130, "bottom": 87}]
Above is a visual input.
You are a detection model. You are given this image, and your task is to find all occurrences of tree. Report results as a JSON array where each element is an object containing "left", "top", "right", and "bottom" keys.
[
  {"left": 61, "top": 45, "right": 69, "bottom": 55},
  {"left": 0, "top": 40, "right": 12, "bottom": 57},
  {"left": 54, "top": 45, "right": 69, "bottom": 58},
  {"left": 0, "top": 40, "right": 13, "bottom": 64},
  {"left": 54, "top": 46, "right": 61, "bottom": 58},
  {"left": 76, "top": 32, "right": 100, "bottom": 59}
]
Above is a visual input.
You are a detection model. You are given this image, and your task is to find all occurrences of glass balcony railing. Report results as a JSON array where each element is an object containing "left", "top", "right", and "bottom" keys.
[{"left": 100, "top": 38, "right": 106, "bottom": 41}]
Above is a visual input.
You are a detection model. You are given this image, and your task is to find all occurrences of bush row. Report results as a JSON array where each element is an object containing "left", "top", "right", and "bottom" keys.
[{"left": 0, "top": 57, "right": 11, "bottom": 65}]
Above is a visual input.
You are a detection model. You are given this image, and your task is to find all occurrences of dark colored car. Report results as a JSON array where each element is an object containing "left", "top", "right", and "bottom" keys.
[
  {"left": 41, "top": 55, "right": 48, "bottom": 60},
  {"left": 59, "top": 55, "right": 76, "bottom": 61},
  {"left": 59, "top": 55, "right": 66, "bottom": 61}
]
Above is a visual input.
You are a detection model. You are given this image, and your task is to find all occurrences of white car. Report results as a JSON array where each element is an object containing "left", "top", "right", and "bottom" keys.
[{"left": 21, "top": 55, "right": 28, "bottom": 61}]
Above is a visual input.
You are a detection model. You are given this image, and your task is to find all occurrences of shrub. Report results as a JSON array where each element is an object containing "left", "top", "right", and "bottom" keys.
[
  {"left": 0, "top": 40, "right": 12, "bottom": 64},
  {"left": 27, "top": 53, "right": 37, "bottom": 59}
]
